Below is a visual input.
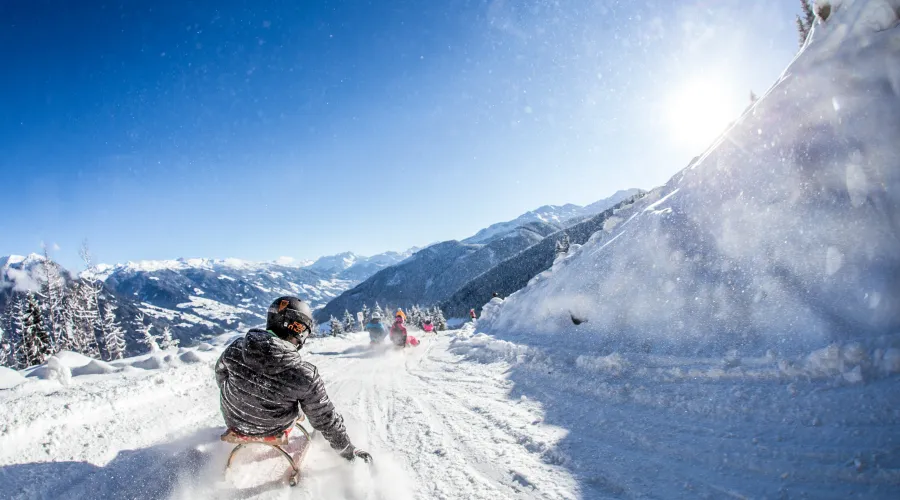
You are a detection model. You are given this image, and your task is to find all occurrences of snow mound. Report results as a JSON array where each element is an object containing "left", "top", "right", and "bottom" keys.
[
  {"left": 178, "top": 350, "right": 215, "bottom": 364},
  {"left": 0, "top": 366, "right": 26, "bottom": 390},
  {"left": 481, "top": 0, "right": 900, "bottom": 357},
  {"left": 71, "top": 359, "right": 119, "bottom": 377},
  {"left": 130, "top": 355, "right": 168, "bottom": 370},
  {"left": 448, "top": 332, "right": 531, "bottom": 364},
  {"left": 27, "top": 356, "right": 72, "bottom": 386},
  {"left": 49, "top": 350, "right": 94, "bottom": 368}
]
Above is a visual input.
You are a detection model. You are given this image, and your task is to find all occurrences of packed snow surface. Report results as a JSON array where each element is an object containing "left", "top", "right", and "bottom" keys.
[{"left": 1, "top": 327, "right": 897, "bottom": 499}]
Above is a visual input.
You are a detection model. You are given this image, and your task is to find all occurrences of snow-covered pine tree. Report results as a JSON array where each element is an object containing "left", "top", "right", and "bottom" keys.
[
  {"left": 409, "top": 305, "right": 422, "bottom": 328},
  {"left": 342, "top": 310, "right": 355, "bottom": 333},
  {"left": 134, "top": 313, "right": 160, "bottom": 352},
  {"left": 68, "top": 279, "right": 102, "bottom": 358},
  {"left": 76, "top": 242, "right": 104, "bottom": 357},
  {"left": 39, "top": 245, "right": 68, "bottom": 351},
  {"left": 22, "top": 293, "right": 52, "bottom": 366},
  {"left": 101, "top": 303, "right": 127, "bottom": 360},
  {"left": 329, "top": 316, "right": 343, "bottom": 337},
  {"left": 8, "top": 298, "right": 28, "bottom": 368},
  {"left": 360, "top": 304, "right": 370, "bottom": 324},
  {"left": 0, "top": 323, "right": 13, "bottom": 368},
  {"left": 159, "top": 326, "right": 179, "bottom": 350},
  {"left": 433, "top": 306, "right": 447, "bottom": 331}
]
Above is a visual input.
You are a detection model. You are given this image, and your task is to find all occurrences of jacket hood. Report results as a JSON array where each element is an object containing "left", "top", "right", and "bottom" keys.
[{"left": 241, "top": 328, "right": 302, "bottom": 375}]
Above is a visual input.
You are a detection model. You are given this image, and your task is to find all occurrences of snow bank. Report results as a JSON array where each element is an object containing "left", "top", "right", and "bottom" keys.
[
  {"left": 27, "top": 356, "right": 72, "bottom": 386},
  {"left": 452, "top": 328, "right": 900, "bottom": 387},
  {"left": 3, "top": 342, "right": 225, "bottom": 391},
  {"left": 71, "top": 359, "right": 119, "bottom": 376},
  {"left": 0, "top": 366, "right": 26, "bottom": 389},
  {"left": 481, "top": 0, "right": 900, "bottom": 357}
]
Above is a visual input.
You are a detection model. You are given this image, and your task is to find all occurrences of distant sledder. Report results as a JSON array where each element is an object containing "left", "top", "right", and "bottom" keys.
[
  {"left": 390, "top": 310, "right": 419, "bottom": 347},
  {"left": 365, "top": 312, "right": 389, "bottom": 344},
  {"left": 215, "top": 296, "right": 372, "bottom": 485}
]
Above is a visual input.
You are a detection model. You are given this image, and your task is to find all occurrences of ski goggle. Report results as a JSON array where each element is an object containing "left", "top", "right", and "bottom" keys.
[{"left": 286, "top": 321, "right": 308, "bottom": 334}]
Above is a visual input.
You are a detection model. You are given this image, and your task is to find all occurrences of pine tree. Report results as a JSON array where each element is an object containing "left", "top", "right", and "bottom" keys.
[
  {"left": 409, "top": 305, "right": 422, "bottom": 328},
  {"left": 159, "top": 326, "right": 179, "bottom": 350},
  {"left": 432, "top": 306, "right": 447, "bottom": 331},
  {"left": 39, "top": 245, "right": 68, "bottom": 351},
  {"left": 101, "top": 303, "right": 127, "bottom": 360},
  {"left": 361, "top": 304, "right": 370, "bottom": 324},
  {"left": 374, "top": 302, "right": 384, "bottom": 319},
  {"left": 329, "top": 316, "right": 343, "bottom": 337},
  {"left": 69, "top": 280, "right": 102, "bottom": 358},
  {"left": 342, "top": 310, "right": 355, "bottom": 333},
  {"left": 9, "top": 298, "right": 28, "bottom": 368},
  {"left": 0, "top": 323, "right": 12, "bottom": 368},
  {"left": 134, "top": 313, "right": 160, "bottom": 352},
  {"left": 796, "top": 0, "right": 816, "bottom": 47},
  {"left": 22, "top": 293, "right": 52, "bottom": 366}
]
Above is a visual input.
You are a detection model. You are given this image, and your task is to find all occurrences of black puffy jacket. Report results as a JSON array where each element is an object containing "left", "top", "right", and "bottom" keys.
[{"left": 215, "top": 329, "right": 351, "bottom": 453}]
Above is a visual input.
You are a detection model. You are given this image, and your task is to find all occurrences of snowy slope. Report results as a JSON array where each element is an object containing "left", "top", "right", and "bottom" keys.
[
  {"left": 1, "top": 326, "right": 897, "bottom": 499},
  {"left": 480, "top": 0, "right": 900, "bottom": 358},
  {"left": 464, "top": 189, "right": 642, "bottom": 245}
]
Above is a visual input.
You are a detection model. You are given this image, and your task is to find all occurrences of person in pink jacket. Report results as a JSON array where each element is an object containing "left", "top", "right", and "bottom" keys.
[
  {"left": 422, "top": 318, "right": 435, "bottom": 333},
  {"left": 390, "top": 314, "right": 419, "bottom": 347}
]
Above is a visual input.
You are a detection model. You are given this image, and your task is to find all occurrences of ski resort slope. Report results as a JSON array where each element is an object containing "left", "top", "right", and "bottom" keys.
[{"left": 2, "top": 328, "right": 898, "bottom": 499}]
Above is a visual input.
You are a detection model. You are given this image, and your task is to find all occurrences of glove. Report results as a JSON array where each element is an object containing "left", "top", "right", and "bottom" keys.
[{"left": 339, "top": 444, "right": 373, "bottom": 464}]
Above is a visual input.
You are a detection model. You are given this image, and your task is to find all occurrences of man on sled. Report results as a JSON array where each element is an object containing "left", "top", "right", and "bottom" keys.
[{"left": 215, "top": 296, "right": 371, "bottom": 484}]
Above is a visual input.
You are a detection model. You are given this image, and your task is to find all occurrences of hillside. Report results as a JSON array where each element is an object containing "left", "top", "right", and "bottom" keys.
[
  {"left": 442, "top": 190, "right": 647, "bottom": 317},
  {"left": 315, "top": 221, "right": 561, "bottom": 321},
  {"left": 478, "top": 0, "right": 900, "bottom": 358}
]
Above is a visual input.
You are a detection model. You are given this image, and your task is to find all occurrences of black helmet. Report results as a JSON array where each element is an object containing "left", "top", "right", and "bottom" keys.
[{"left": 267, "top": 296, "right": 314, "bottom": 347}]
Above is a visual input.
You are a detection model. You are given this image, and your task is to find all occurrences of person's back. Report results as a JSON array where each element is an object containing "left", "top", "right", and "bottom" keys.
[
  {"left": 422, "top": 320, "right": 434, "bottom": 333},
  {"left": 216, "top": 296, "right": 371, "bottom": 462},
  {"left": 217, "top": 329, "right": 335, "bottom": 437}
]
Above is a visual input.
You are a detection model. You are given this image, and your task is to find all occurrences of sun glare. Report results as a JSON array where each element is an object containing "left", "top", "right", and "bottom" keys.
[{"left": 666, "top": 78, "right": 738, "bottom": 151}]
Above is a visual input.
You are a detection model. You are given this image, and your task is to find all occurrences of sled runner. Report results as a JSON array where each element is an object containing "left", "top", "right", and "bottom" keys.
[{"left": 221, "top": 416, "right": 315, "bottom": 487}]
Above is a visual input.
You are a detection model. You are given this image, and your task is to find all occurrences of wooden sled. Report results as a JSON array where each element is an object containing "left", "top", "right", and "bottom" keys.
[{"left": 221, "top": 416, "right": 314, "bottom": 487}]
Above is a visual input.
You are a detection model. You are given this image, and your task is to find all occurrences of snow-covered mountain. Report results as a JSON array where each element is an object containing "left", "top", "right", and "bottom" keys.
[
  {"left": 1, "top": 254, "right": 184, "bottom": 355},
  {"left": 315, "top": 221, "right": 562, "bottom": 322},
  {"left": 77, "top": 249, "right": 411, "bottom": 338},
  {"left": 479, "top": 0, "right": 900, "bottom": 360},
  {"left": 1, "top": 249, "right": 414, "bottom": 356},
  {"left": 304, "top": 250, "right": 413, "bottom": 281},
  {"left": 463, "top": 189, "right": 642, "bottom": 244},
  {"left": 304, "top": 252, "right": 361, "bottom": 275},
  {"left": 442, "top": 190, "right": 647, "bottom": 317}
]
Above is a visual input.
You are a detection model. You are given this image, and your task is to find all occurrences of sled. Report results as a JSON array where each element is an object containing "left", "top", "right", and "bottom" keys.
[{"left": 221, "top": 416, "right": 315, "bottom": 487}]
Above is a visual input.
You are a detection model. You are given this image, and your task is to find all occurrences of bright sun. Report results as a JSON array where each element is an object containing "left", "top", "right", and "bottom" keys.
[{"left": 666, "top": 78, "right": 738, "bottom": 151}]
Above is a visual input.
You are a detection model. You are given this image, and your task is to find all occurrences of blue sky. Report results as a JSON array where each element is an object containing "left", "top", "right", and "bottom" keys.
[{"left": 1, "top": 0, "right": 801, "bottom": 270}]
